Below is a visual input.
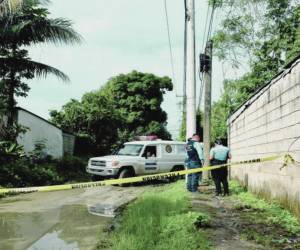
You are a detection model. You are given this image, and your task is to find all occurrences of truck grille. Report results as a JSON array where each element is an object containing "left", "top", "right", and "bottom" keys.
[{"left": 91, "top": 160, "right": 106, "bottom": 167}]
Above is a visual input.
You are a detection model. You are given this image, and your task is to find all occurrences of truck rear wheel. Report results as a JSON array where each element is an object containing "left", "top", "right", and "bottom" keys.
[{"left": 118, "top": 168, "right": 134, "bottom": 187}]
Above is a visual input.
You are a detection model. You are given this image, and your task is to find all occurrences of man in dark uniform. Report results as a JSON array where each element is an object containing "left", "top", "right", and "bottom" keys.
[
  {"left": 185, "top": 134, "right": 204, "bottom": 192},
  {"left": 210, "top": 139, "right": 231, "bottom": 196}
]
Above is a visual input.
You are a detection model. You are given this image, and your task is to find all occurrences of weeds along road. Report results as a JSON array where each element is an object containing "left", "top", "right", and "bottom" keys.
[{"left": 0, "top": 185, "right": 149, "bottom": 250}]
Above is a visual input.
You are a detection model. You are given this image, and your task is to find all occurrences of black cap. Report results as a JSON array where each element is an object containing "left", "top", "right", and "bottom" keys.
[{"left": 215, "top": 139, "right": 222, "bottom": 145}]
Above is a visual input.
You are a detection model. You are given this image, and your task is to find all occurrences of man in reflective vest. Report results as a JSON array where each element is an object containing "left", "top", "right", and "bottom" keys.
[
  {"left": 210, "top": 139, "right": 231, "bottom": 196},
  {"left": 185, "top": 134, "right": 204, "bottom": 192}
]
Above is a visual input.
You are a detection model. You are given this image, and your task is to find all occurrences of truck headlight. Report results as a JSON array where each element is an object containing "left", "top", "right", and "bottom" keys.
[{"left": 111, "top": 161, "right": 120, "bottom": 167}]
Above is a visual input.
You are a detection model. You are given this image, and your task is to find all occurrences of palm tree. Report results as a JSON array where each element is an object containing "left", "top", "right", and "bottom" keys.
[
  {"left": 0, "top": 0, "right": 50, "bottom": 16},
  {"left": 0, "top": 0, "right": 23, "bottom": 16},
  {"left": 0, "top": 1, "right": 81, "bottom": 139}
]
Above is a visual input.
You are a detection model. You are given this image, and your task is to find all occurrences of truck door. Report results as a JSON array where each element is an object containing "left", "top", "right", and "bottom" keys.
[
  {"left": 142, "top": 145, "right": 159, "bottom": 174},
  {"left": 159, "top": 144, "right": 176, "bottom": 173}
]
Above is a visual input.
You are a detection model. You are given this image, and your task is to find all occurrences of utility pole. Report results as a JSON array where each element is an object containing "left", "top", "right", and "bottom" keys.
[
  {"left": 203, "top": 40, "right": 213, "bottom": 179},
  {"left": 182, "top": 2, "right": 187, "bottom": 113},
  {"left": 185, "top": 0, "right": 196, "bottom": 139}
]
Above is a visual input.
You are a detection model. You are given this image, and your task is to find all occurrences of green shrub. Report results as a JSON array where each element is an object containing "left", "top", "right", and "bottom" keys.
[
  {"left": 0, "top": 153, "right": 88, "bottom": 188},
  {"left": 27, "top": 140, "right": 48, "bottom": 161},
  {"left": 0, "top": 141, "right": 25, "bottom": 163},
  {"left": 230, "top": 180, "right": 247, "bottom": 194},
  {"left": 194, "top": 213, "right": 212, "bottom": 228},
  {"left": 0, "top": 137, "right": 89, "bottom": 188},
  {"left": 55, "top": 155, "right": 89, "bottom": 182},
  {"left": 29, "top": 163, "right": 63, "bottom": 186},
  {"left": 0, "top": 157, "right": 89, "bottom": 188},
  {"left": 0, "top": 159, "right": 63, "bottom": 187}
]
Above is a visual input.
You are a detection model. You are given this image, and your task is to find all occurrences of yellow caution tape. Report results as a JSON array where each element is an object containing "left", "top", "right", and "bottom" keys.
[
  {"left": 0, "top": 154, "right": 286, "bottom": 195},
  {"left": 280, "top": 154, "right": 296, "bottom": 170}
]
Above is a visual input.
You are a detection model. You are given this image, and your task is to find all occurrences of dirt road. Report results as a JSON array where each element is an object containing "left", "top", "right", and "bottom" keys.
[
  {"left": 191, "top": 194, "right": 264, "bottom": 250},
  {"left": 0, "top": 185, "right": 147, "bottom": 250}
]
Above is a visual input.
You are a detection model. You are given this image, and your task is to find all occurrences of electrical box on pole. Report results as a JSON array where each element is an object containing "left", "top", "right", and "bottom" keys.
[{"left": 199, "top": 53, "right": 211, "bottom": 73}]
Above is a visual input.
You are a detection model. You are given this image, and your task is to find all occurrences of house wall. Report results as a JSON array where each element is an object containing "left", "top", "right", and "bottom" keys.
[
  {"left": 228, "top": 59, "right": 300, "bottom": 214},
  {"left": 17, "top": 109, "right": 63, "bottom": 158}
]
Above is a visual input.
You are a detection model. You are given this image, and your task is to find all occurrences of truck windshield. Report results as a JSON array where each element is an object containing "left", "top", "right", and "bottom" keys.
[{"left": 117, "top": 144, "right": 144, "bottom": 156}]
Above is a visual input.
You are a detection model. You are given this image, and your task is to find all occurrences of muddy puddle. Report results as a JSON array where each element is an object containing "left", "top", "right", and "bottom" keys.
[
  {"left": 0, "top": 186, "right": 146, "bottom": 250},
  {"left": 0, "top": 204, "right": 111, "bottom": 250}
]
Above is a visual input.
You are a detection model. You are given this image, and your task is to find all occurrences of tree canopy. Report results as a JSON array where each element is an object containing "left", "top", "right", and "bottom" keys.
[
  {"left": 50, "top": 71, "right": 173, "bottom": 155},
  {"left": 211, "top": 0, "right": 300, "bottom": 141}
]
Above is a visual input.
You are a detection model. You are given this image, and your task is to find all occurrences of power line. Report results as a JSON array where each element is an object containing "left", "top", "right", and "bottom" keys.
[
  {"left": 163, "top": 0, "right": 177, "bottom": 93},
  {"left": 201, "top": 3, "right": 210, "bottom": 52},
  {"left": 206, "top": 4, "right": 215, "bottom": 43},
  {"left": 163, "top": 0, "right": 183, "bottom": 136},
  {"left": 198, "top": 1, "right": 216, "bottom": 110},
  {"left": 201, "top": 1, "right": 216, "bottom": 54}
]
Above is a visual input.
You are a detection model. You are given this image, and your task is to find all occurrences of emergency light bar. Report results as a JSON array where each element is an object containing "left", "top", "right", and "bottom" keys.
[{"left": 134, "top": 135, "right": 159, "bottom": 141}]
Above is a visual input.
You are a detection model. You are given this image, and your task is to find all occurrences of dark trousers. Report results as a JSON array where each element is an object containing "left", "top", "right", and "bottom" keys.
[{"left": 211, "top": 160, "right": 229, "bottom": 195}]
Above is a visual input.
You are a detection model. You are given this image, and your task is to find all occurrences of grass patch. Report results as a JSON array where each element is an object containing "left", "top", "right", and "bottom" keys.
[
  {"left": 108, "top": 181, "right": 210, "bottom": 250},
  {"left": 230, "top": 180, "right": 300, "bottom": 249},
  {"left": 231, "top": 180, "right": 300, "bottom": 234}
]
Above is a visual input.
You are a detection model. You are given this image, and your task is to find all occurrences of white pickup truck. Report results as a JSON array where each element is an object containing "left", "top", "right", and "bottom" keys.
[{"left": 86, "top": 140, "right": 186, "bottom": 180}]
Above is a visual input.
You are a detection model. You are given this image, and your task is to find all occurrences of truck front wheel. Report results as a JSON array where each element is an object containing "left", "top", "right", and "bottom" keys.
[
  {"left": 91, "top": 175, "right": 103, "bottom": 181},
  {"left": 118, "top": 168, "right": 134, "bottom": 187}
]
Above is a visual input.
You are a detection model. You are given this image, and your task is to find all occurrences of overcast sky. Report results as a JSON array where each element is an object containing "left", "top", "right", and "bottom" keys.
[{"left": 17, "top": 0, "right": 242, "bottom": 139}]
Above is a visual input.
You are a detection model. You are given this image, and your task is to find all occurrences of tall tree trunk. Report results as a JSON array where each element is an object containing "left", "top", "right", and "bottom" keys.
[
  {"left": 7, "top": 79, "right": 15, "bottom": 128},
  {"left": 5, "top": 45, "right": 17, "bottom": 141}
]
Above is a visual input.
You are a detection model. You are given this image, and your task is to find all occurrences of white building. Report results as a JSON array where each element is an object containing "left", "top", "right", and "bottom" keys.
[{"left": 16, "top": 107, "right": 75, "bottom": 159}]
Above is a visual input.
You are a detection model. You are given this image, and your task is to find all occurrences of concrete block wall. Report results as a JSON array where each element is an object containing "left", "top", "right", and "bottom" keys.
[{"left": 228, "top": 59, "right": 300, "bottom": 214}]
